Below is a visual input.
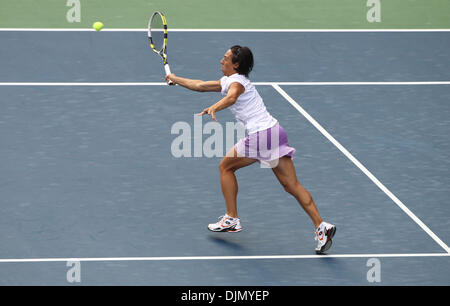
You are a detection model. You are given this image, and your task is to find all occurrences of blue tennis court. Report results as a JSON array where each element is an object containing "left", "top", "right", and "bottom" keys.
[{"left": 0, "top": 30, "right": 449, "bottom": 285}]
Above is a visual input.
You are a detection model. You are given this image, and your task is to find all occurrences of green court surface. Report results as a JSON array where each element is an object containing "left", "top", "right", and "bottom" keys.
[{"left": 0, "top": 0, "right": 449, "bottom": 29}]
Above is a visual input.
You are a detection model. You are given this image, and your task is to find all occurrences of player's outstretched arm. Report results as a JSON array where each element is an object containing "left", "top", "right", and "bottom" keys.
[
  {"left": 196, "top": 82, "right": 244, "bottom": 121},
  {"left": 165, "top": 74, "right": 221, "bottom": 92}
]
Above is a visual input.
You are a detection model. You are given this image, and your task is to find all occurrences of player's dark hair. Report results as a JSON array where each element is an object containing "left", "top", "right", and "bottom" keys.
[{"left": 230, "top": 45, "right": 254, "bottom": 77}]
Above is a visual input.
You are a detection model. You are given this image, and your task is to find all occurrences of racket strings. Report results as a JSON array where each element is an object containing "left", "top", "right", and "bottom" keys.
[{"left": 150, "top": 14, "right": 165, "bottom": 52}]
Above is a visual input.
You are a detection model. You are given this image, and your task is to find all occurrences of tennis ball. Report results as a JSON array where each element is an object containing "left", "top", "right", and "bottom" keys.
[{"left": 93, "top": 21, "right": 104, "bottom": 31}]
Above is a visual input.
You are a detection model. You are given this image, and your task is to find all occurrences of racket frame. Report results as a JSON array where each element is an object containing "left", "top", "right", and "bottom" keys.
[{"left": 148, "top": 11, "right": 173, "bottom": 82}]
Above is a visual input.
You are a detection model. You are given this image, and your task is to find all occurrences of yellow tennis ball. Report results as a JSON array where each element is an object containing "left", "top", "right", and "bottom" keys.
[{"left": 93, "top": 21, "right": 104, "bottom": 31}]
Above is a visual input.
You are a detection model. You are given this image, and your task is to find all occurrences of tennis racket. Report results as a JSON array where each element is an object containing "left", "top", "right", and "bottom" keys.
[{"left": 148, "top": 11, "right": 174, "bottom": 85}]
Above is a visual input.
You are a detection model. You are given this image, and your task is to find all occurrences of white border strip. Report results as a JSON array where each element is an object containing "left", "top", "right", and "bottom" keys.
[
  {"left": 0, "top": 28, "right": 450, "bottom": 32},
  {"left": 272, "top": 84, "right": 450, "bottom": 254},
  {"left": 1, "top": 81, "right": 450, "bottom": 86},
  {"left": 0, "top": 253, "right": 448, "bottom": 263}
]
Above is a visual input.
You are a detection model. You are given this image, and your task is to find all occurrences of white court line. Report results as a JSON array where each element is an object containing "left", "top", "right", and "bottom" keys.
[
  {"left": 0, "top": 253, "right": 448, "bottom": 263},
  {"left": 1, "top": 81, "right": 450, "bottom": 86},
  {"left": 0, "top": 82, "right": 167, "bottom": 86},
  {"left": 272, "top": 84, "right": 450, "bottom": 254},
  {"left": 257, "top": 82, "right": 450, "bottom": 86},
  {"left": 0, "top": 28, "right": 450, "bottom": 32}
]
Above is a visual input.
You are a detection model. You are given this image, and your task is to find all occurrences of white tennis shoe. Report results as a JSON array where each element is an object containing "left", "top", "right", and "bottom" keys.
[
  {"left": 314, "top": 222, "right": 336, "bottom": 254},
  {"left": 208, "top": 214, "right": 242, "bottom": 232}
]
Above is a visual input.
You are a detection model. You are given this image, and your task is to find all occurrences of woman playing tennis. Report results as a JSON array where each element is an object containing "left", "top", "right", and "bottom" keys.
[{"left": 165, "top": 45, "right": 336, "bottom": 254}]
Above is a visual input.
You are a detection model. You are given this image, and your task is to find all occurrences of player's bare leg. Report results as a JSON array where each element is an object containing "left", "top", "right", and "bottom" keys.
[
  {"left": 272, "top": 156, "right": 336, "bottom": 253},
  {"left": 218, "top": 148, "right": 257, "bottom": 218},
  {"left": 271, "top": 156, "right": 322, "bottom": 228}
]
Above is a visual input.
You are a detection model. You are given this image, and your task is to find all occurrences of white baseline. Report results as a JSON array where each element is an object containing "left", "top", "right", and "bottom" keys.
[{"left": 0, "top": 253, "right": 449, "bottom": 264}]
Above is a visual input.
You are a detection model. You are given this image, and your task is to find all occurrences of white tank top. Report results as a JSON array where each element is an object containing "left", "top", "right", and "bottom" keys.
[{"left": 220, "top": 73, "right": 278, "bottom": 134}]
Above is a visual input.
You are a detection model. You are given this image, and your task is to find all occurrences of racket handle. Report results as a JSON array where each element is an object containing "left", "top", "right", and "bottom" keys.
[{"left": 164, "top": 64, "right": 175, "bottom": 86}]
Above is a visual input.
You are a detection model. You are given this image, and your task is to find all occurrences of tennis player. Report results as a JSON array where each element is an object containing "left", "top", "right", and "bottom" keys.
[{"left": 165, "top": 45, "right": 336, "bottom": 253}]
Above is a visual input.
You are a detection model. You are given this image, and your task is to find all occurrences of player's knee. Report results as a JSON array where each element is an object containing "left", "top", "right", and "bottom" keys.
[
  {"left": 282, "top": 180, "right": 297, "bottom": 195},
  {"left": 219, "top": 159, "right": 234, "bottom": 173}
]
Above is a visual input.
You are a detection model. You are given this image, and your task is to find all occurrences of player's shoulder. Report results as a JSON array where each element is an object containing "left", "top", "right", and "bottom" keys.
[
  {"left": 221, "top": 73, "right": 251, "bottom": 93},
  {"left": 229, "top": 73, "right": 248, "bottom": 80},
  {"left": 227, "top": 73, "right": 250, "bottom": 86}
]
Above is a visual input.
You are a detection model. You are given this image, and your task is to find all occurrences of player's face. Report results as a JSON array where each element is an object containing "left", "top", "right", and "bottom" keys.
[{"left": 220, "top": 49, "right": 239, "bottom": 76}]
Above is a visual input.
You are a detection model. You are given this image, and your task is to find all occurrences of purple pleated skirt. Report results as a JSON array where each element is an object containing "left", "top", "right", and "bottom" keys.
[{"left": 234, "top": 123, "right": 296, "bottom": 168}]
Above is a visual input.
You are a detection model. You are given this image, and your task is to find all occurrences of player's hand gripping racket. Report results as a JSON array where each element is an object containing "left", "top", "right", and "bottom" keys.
[{"left": 148, "top": 11, "right": 174, "bottom": 85}]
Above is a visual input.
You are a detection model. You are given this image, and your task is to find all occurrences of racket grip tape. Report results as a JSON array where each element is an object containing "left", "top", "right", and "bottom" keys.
[{"left": 164, "top": 64, "right": 175, "bottom": 86}]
